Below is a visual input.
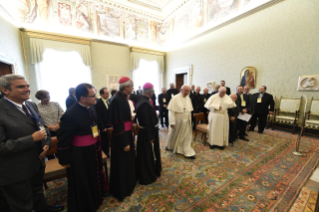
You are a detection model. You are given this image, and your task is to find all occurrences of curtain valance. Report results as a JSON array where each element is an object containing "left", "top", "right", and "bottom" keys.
[{"left": 131, "top": 52, "right": 164, "bottom": 73}]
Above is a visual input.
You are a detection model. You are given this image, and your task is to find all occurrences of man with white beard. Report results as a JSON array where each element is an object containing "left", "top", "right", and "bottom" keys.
[
  {"left": 205, "top": 87, "right": 236, "bottom": 150},
  {"left": 166, "top": 85, "right": 196, "bottom": 159}
]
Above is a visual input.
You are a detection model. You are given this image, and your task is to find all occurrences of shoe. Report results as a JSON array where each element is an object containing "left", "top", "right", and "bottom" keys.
[
  {"left": 41, "top": 205, "right": 64, "bottom": 212},
  {"left": 258, "top": 131, "right": 263, "bottom": 134},
  {"left": 244, "top": 133, "right": 248, "bottom": 136},
  {"left": 165, "top": 147, "right": 173, "bottom": 151},
  {"left": 185, "top": 155, "right": 195, "bottom": 159},
  {"left": 247, "top": 129, "right": 254, "bottom": 131},
  {"left": 240, "top": 137, "right": 249, "bottom": 142},
  {"left": 209, "top": 145, "right": 215, "bottom": 149},
  {"left": 220, "top": 146, "right": 225, "bottom": 150},
  {"left": 103, "top": 191, "right": 111, "bottom": 197}
]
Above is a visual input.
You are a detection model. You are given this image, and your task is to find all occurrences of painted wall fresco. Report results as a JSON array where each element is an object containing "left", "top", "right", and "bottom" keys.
[{"left": 5, "top": 0, "right": 276, "bottom": 47}]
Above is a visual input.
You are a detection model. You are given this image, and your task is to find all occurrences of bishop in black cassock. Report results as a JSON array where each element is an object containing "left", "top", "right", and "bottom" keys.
[
  {"left": 136, "top": 83, "right": 162, "bottom": 185},
  {"left": 57, "top": 84, "right": 108, "bottom": 212},
  {"left": 108, "top": 77, "right": 136, "bottom": 201}
]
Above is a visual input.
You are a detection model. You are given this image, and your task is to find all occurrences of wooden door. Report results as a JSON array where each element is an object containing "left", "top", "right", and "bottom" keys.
[
  {"left": 0, "top": 62, "right": 12, "bottom": 77},
  {"left": 175, "top": 74, "right": 185, "bottom": 91}
]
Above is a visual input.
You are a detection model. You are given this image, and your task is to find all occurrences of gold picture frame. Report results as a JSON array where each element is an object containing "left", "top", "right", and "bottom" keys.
[{"left": 240, "top": 67, "right": 256, "bottom": 89}]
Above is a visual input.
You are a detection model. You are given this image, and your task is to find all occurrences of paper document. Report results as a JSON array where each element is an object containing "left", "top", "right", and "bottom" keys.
[{"left": 237, "top": 113, "right": 252, "bottom": 122}]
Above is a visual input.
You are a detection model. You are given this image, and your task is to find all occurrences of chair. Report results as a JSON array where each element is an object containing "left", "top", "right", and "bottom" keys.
[
  {"left": 194, "top": 113, "right": 208, "bottom": 146},
  {"left": 44, "top": 136, "right": 107, "bottom": 190},
  {"left": 266, "top": 96, "right": 276, "bottom": 129},
  {"left": 303, "top": 98, "right": 319, "bottom": 136},
  {"left": 273, "top": 96, "right": 302, "bottom": 134}
]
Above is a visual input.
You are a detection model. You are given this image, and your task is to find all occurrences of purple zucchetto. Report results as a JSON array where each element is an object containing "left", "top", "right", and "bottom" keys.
[{"left": 143, "top": 83, "right": 154, "bottom": 89}]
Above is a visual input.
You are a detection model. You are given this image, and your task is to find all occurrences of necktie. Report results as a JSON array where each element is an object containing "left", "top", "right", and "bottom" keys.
[
  {"left": 22, "top": 105, "right": 37, "bottom": 125},
  {"left": 106, "top": 100, "right": 109, "bottom": 109}
]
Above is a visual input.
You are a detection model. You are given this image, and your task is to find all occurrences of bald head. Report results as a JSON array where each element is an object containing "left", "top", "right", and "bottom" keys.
[
  {"left": 230, "top": 94, "right": 237, "bottom": 102},
  {"left": 218, "top": 87, "right": 226, "bottom": 97},
  {"left": 170, "top": 83, "right": 175, "bottom": 89},
  {"left": 181, "top": 85, "right": 190, "bottom": 97},
  {"left": 196, "top": 86, "right": 201, "bottom": 93},
  {"left": 203, "top": 87, "right": 209, "bottom": 94}
]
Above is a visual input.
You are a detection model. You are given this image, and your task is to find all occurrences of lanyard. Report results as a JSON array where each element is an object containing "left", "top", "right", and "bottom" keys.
[{"left": 5, "top": 98, "right": 41, "bottom": 125}]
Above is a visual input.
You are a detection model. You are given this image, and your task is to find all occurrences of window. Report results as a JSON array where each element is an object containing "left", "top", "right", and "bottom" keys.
[
  {"left": 132, "top": 59, "right": 163, "bottom": 105},
  {"left": 35, "top": 48, "right": 92, "bottom": 110}
]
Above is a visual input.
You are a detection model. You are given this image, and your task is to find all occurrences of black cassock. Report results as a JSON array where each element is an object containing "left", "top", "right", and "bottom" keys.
[
  {"left": 57, "top": 103, "right": 108, "bottom": 212},
  {"left": 136, "top": 96, "right": 162, "bottom": 185},
  {"left": 107, "top": 91, "right": 136, "bottom": 201}
]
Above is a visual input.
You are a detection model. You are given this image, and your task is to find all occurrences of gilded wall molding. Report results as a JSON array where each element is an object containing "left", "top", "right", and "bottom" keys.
[
  {"left": 22, "top": 30, "right": 91, "bottom": 46},
  {"left": 130, "top": 47, "right": 165, "bottom": 56}
]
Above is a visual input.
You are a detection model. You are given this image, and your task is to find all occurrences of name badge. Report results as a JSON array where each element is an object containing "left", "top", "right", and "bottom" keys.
[
  {"left": 163, "top": 98, "right": 166, "bottom": 103},
  {"left": 241, "top": 101, "right": 246, "bottom": 107},
  {"left": 257, "top": 98, "right": 262, "bottom": 103},
  {"left": 92, "top": 125, "right": 99, "bottom": 138},
  {"left": 204, "top": 98, "right": 206, "bottom": 102},
  {"left": 39, "top": 126, "right": 45, "bottom": 131}
]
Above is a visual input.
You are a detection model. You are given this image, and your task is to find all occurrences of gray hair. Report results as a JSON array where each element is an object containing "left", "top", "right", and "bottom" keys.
[
  {"left": 119, "top": 80, "right": 132, "bottom": 91},
  {"left": 0, "top": 74, "right": 25, "bottom": 91},
  {"left": 218, "top": 87, "right": 226, "bottom": 93},
  {"left": 143, "top": 88, "right": 153, "bottom": 95},
  {"left": 181, "top": 85, "right": 190, "bottom": 90}
]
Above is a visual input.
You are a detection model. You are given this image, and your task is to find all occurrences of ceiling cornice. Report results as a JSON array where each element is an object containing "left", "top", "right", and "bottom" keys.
[{"left": 131, "top": 47, "right": 165, "bottom": 56}]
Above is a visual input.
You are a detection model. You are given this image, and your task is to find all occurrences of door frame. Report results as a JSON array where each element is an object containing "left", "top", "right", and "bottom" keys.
[
  {"left": 0, "top": 52, "right": 17, "bottom": 74},
  {"left": 173, "top": 65, "right": 193, "bottom": 86}
]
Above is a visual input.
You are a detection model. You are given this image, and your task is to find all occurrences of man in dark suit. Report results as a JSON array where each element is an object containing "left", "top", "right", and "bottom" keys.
[
  {"left": 95, "top": 87, "right": 110, "bottom": 157},
  {"left": 66, "top": 87, "right": 77, "bottom": 110},
  {"left": 201, "top": 87, "right": 211, "bottom": 123},
  {"left": 220, "top": 80, "right": 231, "bottom": 95},
  {"left": 236, "top": 85, "right": 250, "bottom": 141},
  {"left": 158, "top": 88, "right": 169, "bottom": 128},
  {"left": 210, "top": 84, "right": 220, "bottom": 95},
  {"left": 228, "top": 94, "right": 239, "bottom": 145},
  {"left": 166, "top": 83, "right": 179, "bottom": 103},
  {"left": 0, "top": 74, "right": 63, "bottom": 212},
  {"left": 191, "top": 86, "right": 203, "bottom": 130},
  {"left": 243, "top": 86, "right": 253, "bottom": 114},
  {"left": 136, "top": 86, "right": 143, "bottom": 95},
  {"left": 249, "top": 85, "right": 274, "bottom": 134},
  {"left": 190, "top": 85, "right": 196, "bottom": 96}
]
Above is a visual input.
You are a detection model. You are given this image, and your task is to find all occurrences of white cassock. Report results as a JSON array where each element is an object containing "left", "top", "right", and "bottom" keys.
[
  {"left": 204, "top": 94, "right": 236, "bottom": 147},
  {"left": 166, "top": 93, "right": 195, "bottom": 157}
]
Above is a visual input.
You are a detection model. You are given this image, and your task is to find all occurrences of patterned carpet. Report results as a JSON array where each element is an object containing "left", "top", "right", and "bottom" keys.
[{"left": 45, "top": 129, "right": 319, "bottom": 211}]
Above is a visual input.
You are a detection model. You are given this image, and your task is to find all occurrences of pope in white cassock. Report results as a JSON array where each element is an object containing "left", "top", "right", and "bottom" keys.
[
  {"left": 205, "top": 87, "right": 236, "bottom": 150},
  {"left": 166, "top": 85, "right": 196, "bottom": 159}
]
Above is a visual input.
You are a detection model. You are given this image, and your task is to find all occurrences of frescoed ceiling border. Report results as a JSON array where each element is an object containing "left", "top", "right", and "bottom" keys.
[{"left": 0, "top": 0, "right": 285, "bottom": 51}]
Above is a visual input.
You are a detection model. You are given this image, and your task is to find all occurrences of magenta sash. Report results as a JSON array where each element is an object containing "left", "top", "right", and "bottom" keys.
[
  {"left": 72, "top": 135, "right": 98, "bottom": 147},
  {"left": 124, "top": 121, "right": 133, "bottom": 131}
]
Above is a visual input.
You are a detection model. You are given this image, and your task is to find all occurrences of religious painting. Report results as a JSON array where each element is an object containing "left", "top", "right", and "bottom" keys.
[
  {"left": 207, "top": 81, "right": 216, "bottom": 92},
  {"left": 106, "top": 75, "right": 121, "bottom": 91},
  {"left": 297, "top": 75, "right": 319, "bottom": 91},
  {"left": 240, "top": 67, "right": 256, "bottom": 89},
  {"left": 75, "top": 1, "right": 92, "bottom": 32},
  {"left": 90, "top": 4, "right": 121, "bottom": 38},
  {"left": 208, "top": 0, "right": 240, "bottom": 23},
  {"left": 58, "top": 2, "right": 72, "bottom": 26},
  {"left": 136, "top": 18, "right": 149, "bottom": 43},
  {"left": 124, "top": 15, "right": 137, "bottom": 41}
]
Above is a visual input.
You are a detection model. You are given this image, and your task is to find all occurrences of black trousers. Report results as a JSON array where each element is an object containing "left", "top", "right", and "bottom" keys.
[
  {"left": 101, "top": 131, "right": 109, "bottom": 155},
  {"left": 202, "top": 108, "right": 209, "bottom": 124},
  {"left": 229, "top": 120, "right": 237, "bottom": 143},
  {"left": 159, "top": 109, "right": 168, "bottom": 127},
  {"left": 0, "top": 162, "right": 47, "bottom": 212},
  {"left": 249, "top": 113, "right": 268, "bottom": 133},
  {"left": 236, "top": 119, "right": 247, "bottom": 138}
]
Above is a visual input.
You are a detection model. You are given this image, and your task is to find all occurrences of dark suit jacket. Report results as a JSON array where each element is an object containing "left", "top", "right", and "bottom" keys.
[
  {"left": 251, "top": 92, "right": 274, "bottom": 116},
  {"left": 167, "top": 88, "right": 179, "bottom": 103},
  {"left": 191, "top": 93, "right": 203, "bottom": 113},
  {"left": 136, "top": 90, "right": 143, "bottom": 95},
  {"left": 0, "top": 98, "right": 51, "bottom": 186},
  {"left": 95, "top": 98, "right": 110, "bottom": 130},
  {"left": 210, "top": 91, "right": 218, "bottom": 95},
  {"left": 201, "top": 93, "right": 211, "bottom": 112},
  {"left": 151, "top": 93, "right": 156, "bottom": 106},
  {"left": 158, "top": 93, "right": 168, "bottom": 111},
  {"left": 236, "top": 93, "right": 251, "bottom": 113},
  {"left": 66, "top": 95, "right": 77, "bottom": 110},
  {"left": 226, "top": 87, "right": 231, "bottom": 95},
  {"left": 244, "top": 93, "right": 253, "bottom": 113}
]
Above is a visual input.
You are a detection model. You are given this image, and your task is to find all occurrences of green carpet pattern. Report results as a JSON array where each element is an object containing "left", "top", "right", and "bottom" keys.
[{"left": 45, "top": 129, "right": 319, "bottom": 211}]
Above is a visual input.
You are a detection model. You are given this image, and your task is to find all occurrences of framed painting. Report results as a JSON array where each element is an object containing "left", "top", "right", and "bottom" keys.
[
  {"left": 106, "top": 75, "right": 121, "bottom": 91},
  {"left": 240, "top": 67, "right": 256, "bottom": 88}
]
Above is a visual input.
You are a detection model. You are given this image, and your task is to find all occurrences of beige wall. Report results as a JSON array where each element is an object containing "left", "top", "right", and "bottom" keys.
[
  {"left": 166, "top": 0, "right": 319, "bottom": 117},
  {"left": 0, "top": 15, "right": 26, "bottom": 77}
]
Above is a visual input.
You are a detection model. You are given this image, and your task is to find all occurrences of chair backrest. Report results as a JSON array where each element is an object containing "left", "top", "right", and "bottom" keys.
[
  {"left": 132, "top": 123, "right": 139, "bottom": 137},
  {"left": 310, "top": 99, "right": 319, "bottom": 116},
  {"left": 194, "top": 113, "right": 205, "bottom": 125},
  {"left": 46, "top": 136, "right": 58, "bottom": 156},
  {"left": 279, "top": 97, "right": 301, "bottom": 113}
]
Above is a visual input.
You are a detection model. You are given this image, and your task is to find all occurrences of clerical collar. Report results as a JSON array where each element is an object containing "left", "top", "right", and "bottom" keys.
[
  {"left": 4, "top": 96, "right": 26, "bottom": 109},
  {"left": 78, "top": 102, "right": 90, "bottom": 109}
]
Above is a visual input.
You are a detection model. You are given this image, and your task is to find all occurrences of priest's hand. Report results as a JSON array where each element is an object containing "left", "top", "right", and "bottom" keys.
[
  {"left": 230, "top": 117, "right": 235, "bottom": 122},
  {"left": 242, "top": 109, "right": 247, "bottom": 114},
  {"left": 170, "top": 125, "right": 175, "bottom": 129},
  {"left": 269, "top": 111, "right": 274, "bottom": 115},
  {"left": 62, "top": 164, "right": 70, "bottom": 168},
  {"left": 124, "top": 145, "right": 130, "bottom": 152},
  {"left": 39, "top": 145, "right": 49, "bottom": 159}
]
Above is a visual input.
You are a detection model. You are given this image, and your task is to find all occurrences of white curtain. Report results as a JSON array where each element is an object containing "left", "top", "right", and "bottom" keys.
[
  {"left": 30, "top": 38, "right": 92, "bottom": 67},
  {"left": 35, "top": 48, "right": 92, "bottom": 110}
]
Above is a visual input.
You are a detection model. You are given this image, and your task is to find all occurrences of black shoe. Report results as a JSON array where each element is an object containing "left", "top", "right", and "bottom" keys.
[
  {"left": 41, "top": 205, "right": 64, "bottom": 212},
  {"left": 240, "top": 137, "right": 249, "bottom": 141},
  {"left": 244, "top": 133, "right": 248, "bottom": 136},
  {"left": 220, "top": 146, "right": 225, "bottom": 150},
  {"left": 209, "top": 145, "right": 215, "bottom": 149},
  {"left": 165, "top": 147, "right": 173, "bottom": 151},
  {"left": 103, "top": 191, "right": 111, "bottom": 197},
  {"left": 185, "top": 155, "right": 195, "bottom": 159},
  {"left": 258, "top": 131, "right": 263, "bottom": 134},
  {"left": 248, "top": 129, "right": 254, "bottom": 131}
]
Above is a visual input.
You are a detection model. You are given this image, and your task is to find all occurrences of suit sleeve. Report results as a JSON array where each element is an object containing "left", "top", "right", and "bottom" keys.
[
  {"left": 269, "top": 95, "right": 275, "bottom": 112},
  {"left": 57, "top": 113, "right": 76, "bottom": 165},
  {"left": 96, "top": 101, "right": 106, "bottom": 130}
]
